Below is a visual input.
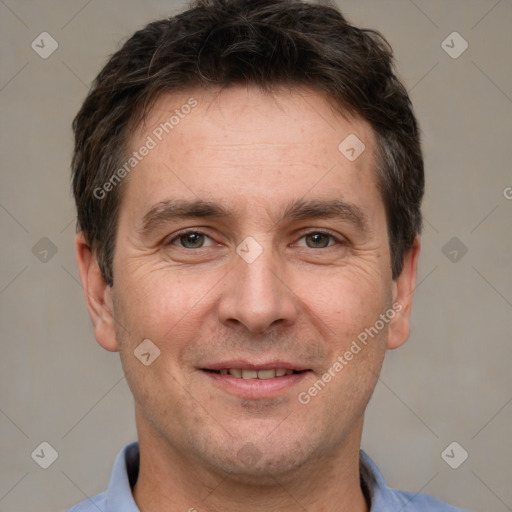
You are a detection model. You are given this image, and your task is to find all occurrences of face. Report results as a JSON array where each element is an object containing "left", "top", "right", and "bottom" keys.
[{"left": 79, "top": 86, "right": 418, "bottom": 481}]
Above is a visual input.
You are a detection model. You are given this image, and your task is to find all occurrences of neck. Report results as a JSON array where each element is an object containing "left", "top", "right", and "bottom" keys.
[{"left": 133, "top": 420, "right": 369, "bottom": 512}]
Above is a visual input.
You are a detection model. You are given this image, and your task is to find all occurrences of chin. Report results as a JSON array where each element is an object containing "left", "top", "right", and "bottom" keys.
[{"left": 195, "top": 434, "right": 322, "bottom": 484}]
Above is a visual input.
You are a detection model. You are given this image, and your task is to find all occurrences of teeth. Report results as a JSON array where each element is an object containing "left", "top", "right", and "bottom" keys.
[
  {"left": 221, "top": 368, "right": 295, "bottom": 379},
  {"left": 242, "top": 369, "right": 258, "bottom": 379},
  {"left": 257, "top": 369, "right": 276, "bottom": 379}
]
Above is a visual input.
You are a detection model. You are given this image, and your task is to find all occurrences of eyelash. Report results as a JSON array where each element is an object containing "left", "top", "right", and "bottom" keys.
[{"left": 166, "top": 228, "right": 343, "bottom": 249}]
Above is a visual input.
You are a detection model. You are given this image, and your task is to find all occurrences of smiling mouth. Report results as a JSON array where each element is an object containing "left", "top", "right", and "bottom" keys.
[{"left": 202, "top": 368, "right": 307, "bottom": 379}]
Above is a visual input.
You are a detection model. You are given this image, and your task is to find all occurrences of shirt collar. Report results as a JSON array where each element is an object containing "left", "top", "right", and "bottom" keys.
[
  {"left": 359, "top": 449, "right": 406, "bottom": 509},
  {"left": 104, "top": 442, "right": 140, "bottom": 512}
]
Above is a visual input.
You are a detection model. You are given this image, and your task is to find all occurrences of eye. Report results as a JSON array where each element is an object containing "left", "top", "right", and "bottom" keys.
[
  {"left": 297, "top": 231, "right": 339, "bottom": 249},
  {"left": 168, "top": 230, "right": 214, "bottom": 249}
]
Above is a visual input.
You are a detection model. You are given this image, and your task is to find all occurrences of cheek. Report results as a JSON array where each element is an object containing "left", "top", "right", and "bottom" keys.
[
  {"left": 111, "top": 271, "right": 202, "bottom": 430},
  {"left": 113, "top": 263, "right": 219, "bottom": 344},
  {"left": 301, "top": 264, "right": 391, "bottom": 345}
]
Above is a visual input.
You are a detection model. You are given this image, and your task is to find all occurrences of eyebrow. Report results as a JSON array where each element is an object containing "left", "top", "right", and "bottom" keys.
[
  {"left": 139, "top": 198, "right": 370, "bottom": 237},
  {"left": 279, "top": 198, "right": 370, "bottom": 232},
  {"left": 140, "top": 200, "right": 231, "bottom": 236}
]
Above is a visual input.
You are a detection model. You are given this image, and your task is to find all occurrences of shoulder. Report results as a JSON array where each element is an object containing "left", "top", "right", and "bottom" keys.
[
  {"left": 66, "top": 491, "right": 107, "bottom": 512},
  {"left": 387, "top": 487, "right": 469, "bottom": 511},
  {"left": 65, "top": 442, "right": 140, "bottom": 512},
  {"left": 360, "top": 450, "right": 469, "bottom": 512}
]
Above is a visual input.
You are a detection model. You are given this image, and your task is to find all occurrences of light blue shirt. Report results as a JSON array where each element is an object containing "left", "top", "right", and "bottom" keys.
[{"left": 67, "top": 442, "right": 469, "bottom": 511}]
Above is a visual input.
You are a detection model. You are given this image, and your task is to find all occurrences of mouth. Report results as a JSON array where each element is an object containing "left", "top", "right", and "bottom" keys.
[{"left": 199, "top": 362, "right": 311, "bottom": 399}]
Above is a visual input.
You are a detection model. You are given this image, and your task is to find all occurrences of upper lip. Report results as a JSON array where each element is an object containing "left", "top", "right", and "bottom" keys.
[{"left": 200, "top": 360, "right": 310, "bottom": 371}]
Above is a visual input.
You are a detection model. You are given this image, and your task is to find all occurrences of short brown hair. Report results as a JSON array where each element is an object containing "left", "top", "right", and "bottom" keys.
[{"left": 72, "top": 0, "right": 424, "bottom": 286}]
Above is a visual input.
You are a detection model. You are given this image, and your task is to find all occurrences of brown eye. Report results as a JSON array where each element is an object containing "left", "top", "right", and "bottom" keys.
[
  {"left": 180, "top": 232, "right": 204, "bottom": 248},
  {"left": 169, "top": 231, "right": 213, "bottom": 249},
  {"left": 304, "top": 232, "right": 334, "bottom": 248}
]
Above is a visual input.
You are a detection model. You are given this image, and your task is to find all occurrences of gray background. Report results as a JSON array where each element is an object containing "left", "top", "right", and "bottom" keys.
[{"left": 1, "top": 1, "right": 511, "bottom": 511}]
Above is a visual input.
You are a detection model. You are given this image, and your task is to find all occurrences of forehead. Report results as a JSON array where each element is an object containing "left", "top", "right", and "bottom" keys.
[{"left": 122, "top": 86, "right": 383, "bottom": 225}]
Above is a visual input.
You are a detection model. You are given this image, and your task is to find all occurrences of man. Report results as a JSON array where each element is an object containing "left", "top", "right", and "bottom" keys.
[{"left": 69, "top": 0, "right": 468, "bottom": 510}]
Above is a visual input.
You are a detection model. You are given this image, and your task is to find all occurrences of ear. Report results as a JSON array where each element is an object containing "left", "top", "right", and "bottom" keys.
[
  {"left": 387, "top": 235, "right": 421, "bottom": 350},
  {"left": 75, "top": 232, "right": 119, "bottom": 352}
]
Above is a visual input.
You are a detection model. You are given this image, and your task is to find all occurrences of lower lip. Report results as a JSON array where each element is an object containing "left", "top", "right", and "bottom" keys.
[{"left": 201, "top": 370, "right": 310, "bottom": 399}]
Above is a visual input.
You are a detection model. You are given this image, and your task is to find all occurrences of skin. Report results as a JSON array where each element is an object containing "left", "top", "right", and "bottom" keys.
[{"left": 76, "top": 86, "right": 420, "bottom": 512}]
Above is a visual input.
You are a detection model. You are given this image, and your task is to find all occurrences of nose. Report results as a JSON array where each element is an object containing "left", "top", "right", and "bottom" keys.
[{"left": 217, "top": 243, "right": 299, "bottom": 334}]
